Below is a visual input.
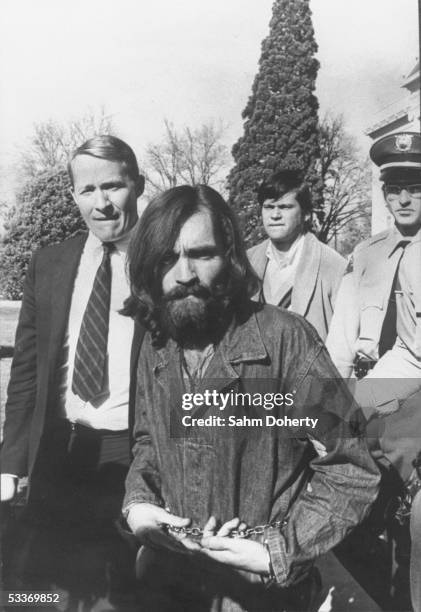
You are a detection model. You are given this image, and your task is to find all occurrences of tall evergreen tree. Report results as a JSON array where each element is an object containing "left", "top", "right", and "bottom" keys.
[{"left": 228, "top": 0, "right": 322, "bottom": 245}]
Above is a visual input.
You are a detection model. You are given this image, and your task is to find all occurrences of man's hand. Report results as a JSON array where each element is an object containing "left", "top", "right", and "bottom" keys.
[
  {"left": 1, "top": 474, "right": 17, "bottom": 502},
  {"left": 200, "top": 517, "right": 271, "bottom": 574},
  {"left": 127, "top": 503, "right": 196, "bottom": 554}
]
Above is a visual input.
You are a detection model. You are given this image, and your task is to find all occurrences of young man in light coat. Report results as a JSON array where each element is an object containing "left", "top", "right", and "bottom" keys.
[{"left": 247, "top": 169, "right": 346, "bottom": 340}]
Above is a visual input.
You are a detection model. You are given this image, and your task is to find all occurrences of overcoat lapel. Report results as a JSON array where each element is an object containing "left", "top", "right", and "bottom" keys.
[
  {"left": 249, "top": 240, "right": 269, "bottom": 279},
  {"left": 291, "top": 233, "right": 321, "bottom": 317}
]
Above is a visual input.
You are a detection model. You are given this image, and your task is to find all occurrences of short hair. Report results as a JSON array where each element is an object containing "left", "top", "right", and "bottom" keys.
[
  {"left": 124, "top": 184, "right": 259, "bottom": 345},
  {"left": 68, "top": 134, "right": 141, "bottom": 185},
  {"left": 257, "top": 169, "right": 312, "bottom": 217}
]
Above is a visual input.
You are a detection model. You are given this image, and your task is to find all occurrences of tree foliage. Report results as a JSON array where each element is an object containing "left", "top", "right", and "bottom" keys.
[
  {"left": 144, "top": 120, "right": 230, "bottom": 197},
  {"left": 0, "top": 109, "right": 115, "bottom": 298},
  {"left": 317, "top": 113, "right": 371, "bottom": 249},
  {"left": 19, "top": 108, "right": 114, "bottom": 179},
  {"left": 334, "top": 214, "right": 371, "bottom": 256},
  {"left": 227, "top": 0, "right": 321, "bottom": 246},
  {"left": 0, "top": 170, "right": 84, "bottom": 299}
]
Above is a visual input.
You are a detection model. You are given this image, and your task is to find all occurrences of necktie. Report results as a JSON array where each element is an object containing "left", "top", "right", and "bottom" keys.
[
  {"left": 378, "top": 240, "right": 410, "bottom": 357},
  {"left": 72, "top": 243, "right": 114, "bottom": 402}
]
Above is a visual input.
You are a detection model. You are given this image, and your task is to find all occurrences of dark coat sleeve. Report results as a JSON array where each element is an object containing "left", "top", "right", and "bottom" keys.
[{"left": 1, "top": 255, "right": 38, "bottom": 476}]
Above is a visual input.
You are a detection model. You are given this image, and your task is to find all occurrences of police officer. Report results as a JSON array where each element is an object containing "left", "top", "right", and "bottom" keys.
[
  {"left": 327, "top": 132, "right": 420, "bottom": 372},
  {"left": 326, "top": 131, "right": 421, "bottom": 610},
  {"left": 327, "top": 131, "right": 421, "bottom": 466}
]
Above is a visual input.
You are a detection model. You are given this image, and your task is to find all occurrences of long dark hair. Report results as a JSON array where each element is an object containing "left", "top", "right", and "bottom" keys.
[{"left": 124, "top": 184, "right": 259, "bottom": 345}]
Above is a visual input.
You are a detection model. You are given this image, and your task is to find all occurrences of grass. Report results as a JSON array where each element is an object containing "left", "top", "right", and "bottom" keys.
[{"left": 0, "top": 302, "right": 20, "bottom": 437}]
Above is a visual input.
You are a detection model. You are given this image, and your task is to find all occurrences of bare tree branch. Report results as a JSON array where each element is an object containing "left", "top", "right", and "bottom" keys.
[
  {"left": 143, "top": 120, "right": 231, "bottom": 198},
  {"left": 19, "top": 108, "right": 115, "bottom": 179},
  {"left": 316, "top": 112, "right": 371, "bottom": 250}
]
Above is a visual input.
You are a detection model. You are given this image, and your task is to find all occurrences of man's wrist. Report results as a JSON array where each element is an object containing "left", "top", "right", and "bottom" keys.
[
  {"left": 122, "top": 500, "right": 163, "bottom": 528},
  {"left": 1, "top": 474, "right": 19, "bottom": 502},
  {"left": 122, "top": 501, "right": 141, "bottom": 521},
  {"left": 262, "top": 540, "right": 276, "bottom": 582}
]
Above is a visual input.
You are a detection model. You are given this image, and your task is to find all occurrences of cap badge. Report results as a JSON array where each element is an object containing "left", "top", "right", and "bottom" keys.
[{"left": 395, "top": 134, "right": 413, "bottom": 152}]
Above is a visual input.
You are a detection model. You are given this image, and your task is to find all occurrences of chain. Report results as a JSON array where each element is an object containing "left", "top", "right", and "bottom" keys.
[{"left": 165, "top": 519, "right": 287, "bottom": 542}]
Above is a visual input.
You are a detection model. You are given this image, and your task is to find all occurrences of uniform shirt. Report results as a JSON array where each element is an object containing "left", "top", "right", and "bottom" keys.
[
  {"left": 262, "top": 235, "right": 305, "bottom": 306},
  {"left": 327, "top": 227, "right": 421, "bottom": 416},
  {"left": 56, "top": 231, "right": 134, "bottom": 430},
  {"left": 327, "top": 226, "right": 420, "bottom": 373}
]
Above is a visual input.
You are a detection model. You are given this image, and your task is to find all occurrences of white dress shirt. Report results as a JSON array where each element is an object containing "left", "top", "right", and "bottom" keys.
[
  {"left": 57, "top": 232, "right": 134, "bottom": 430},
  {"left": 262, "top": 234, "right": 305, "bottom": 306}
]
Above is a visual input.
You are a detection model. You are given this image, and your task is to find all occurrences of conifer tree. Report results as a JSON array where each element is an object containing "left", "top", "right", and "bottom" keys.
[
  {"left": 228, "top": 0, "right": 322, "bottom": 245},
  {"left": 0, "top": 170, "right": 84, "bottom": 299}
]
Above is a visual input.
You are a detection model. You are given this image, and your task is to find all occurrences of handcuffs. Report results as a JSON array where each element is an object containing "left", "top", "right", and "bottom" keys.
[
  {"left": 165, "top": 519, "right": 287, "bottom": 583},
  {"left": 165, "top": 519, "right": 286, "bottom": 542}
]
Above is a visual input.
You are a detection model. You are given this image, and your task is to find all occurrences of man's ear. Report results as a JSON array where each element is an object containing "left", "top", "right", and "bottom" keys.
[{"left": 136, "top": 175, "right": 145, "bottom": 197}]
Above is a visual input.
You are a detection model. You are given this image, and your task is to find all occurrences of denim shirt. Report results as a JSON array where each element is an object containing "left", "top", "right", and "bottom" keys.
[{"left": 124, "top": 303, "right": 379, "bottom": 593}]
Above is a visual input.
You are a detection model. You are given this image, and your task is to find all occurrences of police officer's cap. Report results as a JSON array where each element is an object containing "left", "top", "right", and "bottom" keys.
[{"left": 370, "top": 132, "right": 421, "bottom": 178}]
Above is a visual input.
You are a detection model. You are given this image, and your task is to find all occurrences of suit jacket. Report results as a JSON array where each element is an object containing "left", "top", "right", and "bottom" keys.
[
  {"left": 247, "top": 233, "right": 346, "bottom": 340},
  {"left": 1, "top": 233, "right": 144, "bottom": 489}
]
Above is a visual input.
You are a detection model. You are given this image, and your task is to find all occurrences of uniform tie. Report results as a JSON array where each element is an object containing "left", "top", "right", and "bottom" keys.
[
  {"left": 378, "top": 239, "right": 410, "bottom": 357},
  {"left": 72, "top": 243, "right": 114, "bottom": 402}
]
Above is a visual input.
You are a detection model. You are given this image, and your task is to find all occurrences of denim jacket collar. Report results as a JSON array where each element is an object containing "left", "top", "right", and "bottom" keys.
[{"left": 150, "top": 309, "right": 268, "bottom": 399}]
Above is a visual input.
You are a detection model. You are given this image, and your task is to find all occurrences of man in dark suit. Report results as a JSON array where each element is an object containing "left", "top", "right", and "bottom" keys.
[{"left": 1, "top": 135, "right": 145, "bottom": 609}]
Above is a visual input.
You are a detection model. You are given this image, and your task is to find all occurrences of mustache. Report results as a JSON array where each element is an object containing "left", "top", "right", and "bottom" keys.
[{"left": 163, "top": 282, "right": 212, "bottom": 302}]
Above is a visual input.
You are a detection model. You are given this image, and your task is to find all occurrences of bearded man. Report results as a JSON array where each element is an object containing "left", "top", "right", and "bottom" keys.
[{"left": 122, "top": 184, "right": 379, "bottom": 612}]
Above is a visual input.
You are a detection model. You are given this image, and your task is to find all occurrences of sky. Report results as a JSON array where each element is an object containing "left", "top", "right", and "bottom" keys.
[{"left": 0, "top": 0, "right": 419, "bottom": 206}]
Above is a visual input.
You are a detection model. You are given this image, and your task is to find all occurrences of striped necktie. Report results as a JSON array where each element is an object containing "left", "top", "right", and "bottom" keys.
[{"left": 72, "top": 243, "right": 114, "bottom": 402}]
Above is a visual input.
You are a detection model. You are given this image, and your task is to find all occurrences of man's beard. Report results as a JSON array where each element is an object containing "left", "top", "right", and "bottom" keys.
[{"left": 159, "top": 280, "right": 231, "bottom": 348}]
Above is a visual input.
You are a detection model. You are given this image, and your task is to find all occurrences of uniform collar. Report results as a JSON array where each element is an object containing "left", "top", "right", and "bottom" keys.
[{"left": 387, "top": 225, "right": 421, "bottom": 257}]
